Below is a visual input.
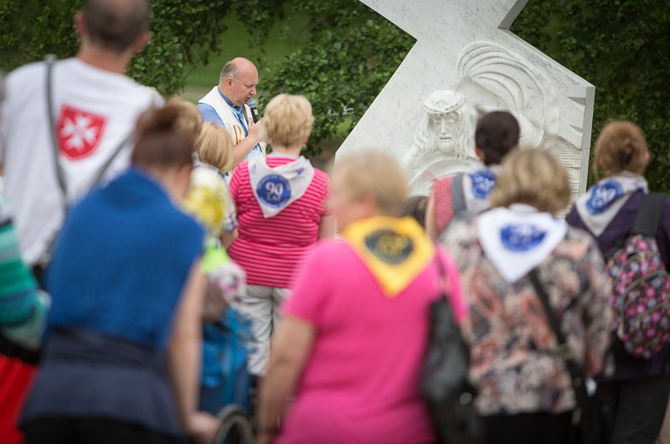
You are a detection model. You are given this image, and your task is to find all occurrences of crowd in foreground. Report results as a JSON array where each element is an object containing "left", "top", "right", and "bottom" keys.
[{"left": 1, "top": 1, "right": 669, "bottom": 444}]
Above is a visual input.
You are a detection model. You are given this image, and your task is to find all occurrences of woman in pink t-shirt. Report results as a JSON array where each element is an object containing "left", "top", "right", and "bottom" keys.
[
  {"left": 227, "top": 94, "right": 334, "bottom": 376},
  {"left": 257, "top": 151, "right": 466, "bottom": 444}
]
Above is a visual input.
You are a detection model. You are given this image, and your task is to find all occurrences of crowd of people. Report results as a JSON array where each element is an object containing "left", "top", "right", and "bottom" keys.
[{"left": 0, "top": 1, "right": 669, "bottom": 444}]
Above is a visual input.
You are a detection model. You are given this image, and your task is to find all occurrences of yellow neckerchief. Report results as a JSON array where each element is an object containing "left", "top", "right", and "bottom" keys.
[{"left": 342, "top": 216, "right": 434, "bottom": 298}]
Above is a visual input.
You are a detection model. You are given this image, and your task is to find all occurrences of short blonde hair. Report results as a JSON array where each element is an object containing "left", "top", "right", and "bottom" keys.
[
  {"left": 334, "top": 150, "right": 408, "bottom": 216},
  {"left": 261, "top": 94, "right": 314, "bottom": 148},
  {"left": 490, "top": 148, "right": 570, "bottom": 215},
  {"left": 167, "top": 97, "right": 203, "bottom": 147},
  {"left": 592, "top": 120, "right": 649, "bottom": 178},
  {"left": 196, "top": 122, "right": 234, "bottom": 173}
]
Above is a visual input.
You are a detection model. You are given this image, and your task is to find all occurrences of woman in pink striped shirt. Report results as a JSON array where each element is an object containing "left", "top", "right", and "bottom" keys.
[{"left": 227, "top": 94, "right": 334, "bottom": 377}]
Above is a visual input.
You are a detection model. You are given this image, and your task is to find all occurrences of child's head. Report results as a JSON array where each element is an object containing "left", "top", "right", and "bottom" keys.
[
  {"left": 196, "top": 122, "right": 234, "bottom": 173},
  {"left": 474, "top": 110, "right": 520, "bottom": 166}
]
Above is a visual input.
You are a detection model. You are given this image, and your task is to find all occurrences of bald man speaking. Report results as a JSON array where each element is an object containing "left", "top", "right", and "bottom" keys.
[{"left": 197, "top": 57, "right": 264, "bottom": 168}]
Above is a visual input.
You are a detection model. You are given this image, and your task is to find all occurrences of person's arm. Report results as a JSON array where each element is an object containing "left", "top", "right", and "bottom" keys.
[
  {"left": 318, "top": 214, "right": 335, "bottom": 239},
  {"left": 317, "top": 176, "right": 335, "bottom": 239},
  {"left": 0, "top": 208, "right": 50, "bottom": 348},
  {"left": 167, "top": 261, "right": 218, "bottom": 443},
  {"left": 256, "top": 316, "right": 316, "bottom": 444},
  {"left": 231, "top": 122, "right": 261, "bottom": 169}
]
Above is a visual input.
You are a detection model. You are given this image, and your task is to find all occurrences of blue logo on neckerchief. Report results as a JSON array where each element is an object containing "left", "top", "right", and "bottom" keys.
[
  {"left": 257, "top": 175, "right": 291, "bottom": 208},
  {"left": 468, "top": 170, "right": 497, "bottom": 199},
  {"left": 500, "top": 224, "right": 547, "bottom": 252},
  {"left": 586, "top": 180, "right": 623, "bottom": 215},
  {"left": 364, "top": 229, "right": 414, "bottom": 265}
]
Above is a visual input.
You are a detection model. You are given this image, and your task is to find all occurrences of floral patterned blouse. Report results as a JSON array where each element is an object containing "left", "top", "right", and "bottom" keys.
[{"left": 439, "top": 215, "right": 612, "bottom": 416}]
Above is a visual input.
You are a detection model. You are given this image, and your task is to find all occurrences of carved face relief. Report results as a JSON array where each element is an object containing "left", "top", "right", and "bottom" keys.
[
  {"left": 429, "top": 112, "right": 460, "bottom": 152},
  {"left": 339, "top": 1, "right": 594, "bottom": 199}
]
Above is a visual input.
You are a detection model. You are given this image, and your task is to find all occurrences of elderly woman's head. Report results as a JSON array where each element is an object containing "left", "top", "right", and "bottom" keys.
[
  {"left": 490, "top": 148, "right": 570, "bottom": 215},
  {"left": 261, "top": 94, "right": 314, "bottom": 149},
  {"left": 331, "top": 151, "right": 408, "bottom": 230},
  {"left": 475, "top": 110, "right": 520, "bottom": 166},
  {"left": 592, "top": 120, "right": 649, "bottom": 178}
]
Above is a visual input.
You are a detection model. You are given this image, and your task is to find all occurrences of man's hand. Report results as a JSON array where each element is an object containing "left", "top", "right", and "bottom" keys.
[
  {"left": 247, "top": 119, "right": 262, "bottom": 145},
  {"left": 231, "top": 120, "right": 263, "bottom": 168}
]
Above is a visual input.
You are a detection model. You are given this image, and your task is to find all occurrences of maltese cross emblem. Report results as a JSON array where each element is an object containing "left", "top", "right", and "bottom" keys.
[{"left": 57, "top": 105, "right": 107, "bottom": 160}]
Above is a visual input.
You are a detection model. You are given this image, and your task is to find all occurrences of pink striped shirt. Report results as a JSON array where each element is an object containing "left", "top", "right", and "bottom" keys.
[{"left": 227, "top": 155, "right": 331, "bottom": 288}]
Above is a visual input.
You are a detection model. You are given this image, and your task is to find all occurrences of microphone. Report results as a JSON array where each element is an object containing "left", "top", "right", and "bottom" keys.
[{"left": 247, "top": 98, "right": 260, "bottom": 123}]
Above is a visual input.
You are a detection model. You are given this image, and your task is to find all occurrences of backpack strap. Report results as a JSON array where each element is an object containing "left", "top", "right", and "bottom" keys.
[
  {"left": 44, "top": 54, "right": 68, "bottom": 212},
  {"left": 631, "top": 192, "right": 666, "bottom": 237},
  {"left": 451, "top": 172, "right": 467, "bottom": 217},
  {"left": 529, "top": 269, "right": 589, "bottom": 414}
]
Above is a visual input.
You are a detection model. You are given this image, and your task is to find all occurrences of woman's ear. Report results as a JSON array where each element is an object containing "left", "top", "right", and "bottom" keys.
[{"left": 474, "top": 145, "right": 484, "bottom": 161}]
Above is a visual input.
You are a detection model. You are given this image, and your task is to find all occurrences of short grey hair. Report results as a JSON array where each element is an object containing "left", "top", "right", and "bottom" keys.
[{"left": 219, "top": 60, "right": 239, "bottom": 84}]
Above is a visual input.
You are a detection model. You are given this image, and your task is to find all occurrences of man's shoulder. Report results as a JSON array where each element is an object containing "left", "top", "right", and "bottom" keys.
[
  {"left": 6, "top": 59, "right": 48, "bottom": 85},
  {"left": 8, "top": 57, "right": 156, "bottom": 99},
  {"left": 197, "top": 102, "right": 225, "bottom": 126}
]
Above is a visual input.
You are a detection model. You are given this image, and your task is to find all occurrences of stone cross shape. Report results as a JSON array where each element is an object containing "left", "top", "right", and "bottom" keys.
[{"left": 338, "top": 0, "right": 595, "bottom": 197}]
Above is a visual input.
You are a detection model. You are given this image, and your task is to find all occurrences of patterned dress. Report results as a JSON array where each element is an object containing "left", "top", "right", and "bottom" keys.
[{"left": 439, "top": 214, "right": 612, "bottom": 416}]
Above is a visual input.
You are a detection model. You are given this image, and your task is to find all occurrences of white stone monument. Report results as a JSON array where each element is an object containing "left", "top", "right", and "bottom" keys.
[{"left": 337, "top": 0, "right": 595, "bottom": 197}]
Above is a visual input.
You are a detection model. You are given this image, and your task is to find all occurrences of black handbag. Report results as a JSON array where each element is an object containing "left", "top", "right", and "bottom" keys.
[
  {"left": 529, "top": 269, "right": 605, "bottom": 444},
  {"left": 420, "top": 255, "right": 485, "bottom": 444}
]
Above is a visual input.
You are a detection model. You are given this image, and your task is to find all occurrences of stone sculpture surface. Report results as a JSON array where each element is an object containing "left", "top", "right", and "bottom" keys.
[
  {"left": 338, "top": 0, "right": 595, "bottom": 198},
  {"left": 402, "top": 90, "right": 478, "bottom": 195}
]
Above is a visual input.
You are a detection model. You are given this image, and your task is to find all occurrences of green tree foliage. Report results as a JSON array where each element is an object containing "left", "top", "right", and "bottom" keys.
[
  {"left": 0, "top": 1, "right": 79, "bottom": 68},
  {"left": 512, "top": 0, "right": 670, "bottom": 191},
  {"left": 259, "top": 0, "right": 414, "bottom": 156},
  {"left": 0, "top": 0, "right": 285, "bottom": 95},
  {"left": 261, "top": 0, "right": 669, "bottom": 187},
  {"left": 3, "top": 0, "right": 668, "bottom": 190}
]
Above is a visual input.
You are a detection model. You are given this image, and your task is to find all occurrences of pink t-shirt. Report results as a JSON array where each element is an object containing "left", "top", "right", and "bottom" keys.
[
  {"left": 227, "top": 155, "right": 330, "bottom": 288},
  {"left": 278, "top": 241, "right": 467, "bottom": 444}
]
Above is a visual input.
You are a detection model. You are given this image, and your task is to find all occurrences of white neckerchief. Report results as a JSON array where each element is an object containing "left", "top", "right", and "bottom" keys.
[
  {"left": 575, "top": 171, "right": 648, "bottom": 236},
  {"left": 478, "top": 204, "right": 567, "bottom": 283},
  {"left": 462, "top": 163, "right": 501, "bottom": 214},
  {"left": 248, "top": 155, "right": 315, "bottom": 218}
]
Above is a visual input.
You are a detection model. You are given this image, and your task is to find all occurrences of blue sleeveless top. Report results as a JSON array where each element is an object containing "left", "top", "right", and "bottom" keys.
[{"left": 46, "top": 167, "right": 204, "bottom": 349}]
